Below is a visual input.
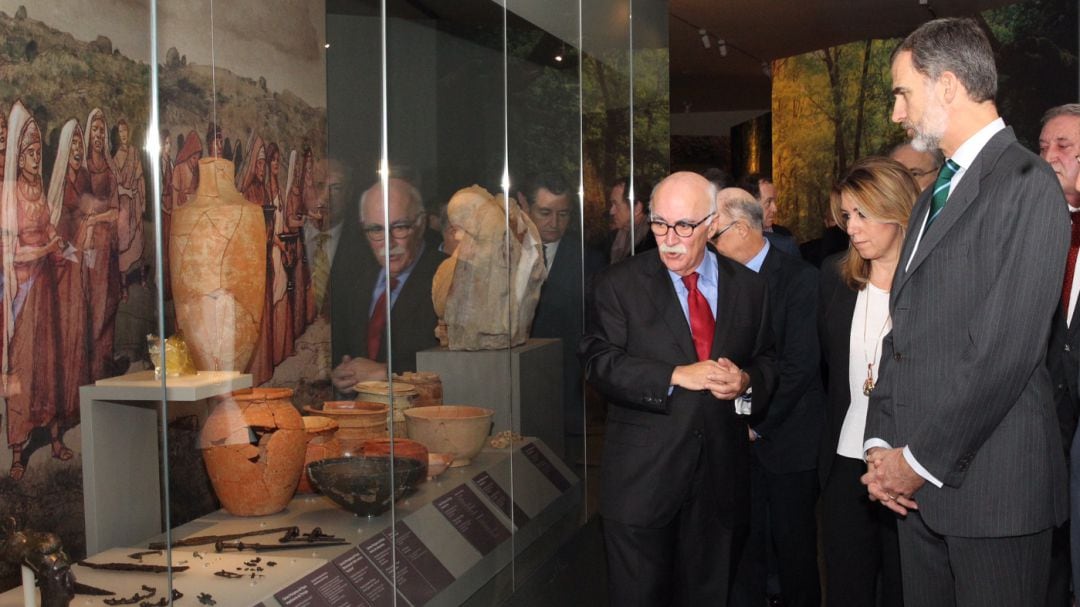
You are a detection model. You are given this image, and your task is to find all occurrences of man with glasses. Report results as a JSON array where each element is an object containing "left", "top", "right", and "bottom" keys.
[
  {"left": 712, "top": 188, "right": 823, "bottom": 607},
  {"left": 329, "top": 177, "right": 446, "bottom": 394},
  {"left": 580, "top": 172, "right": 777, "bottom": 606},
  {"left": 890, "top": 142, "right": 943, "bottom": 191},
  {"left": 1038, "top": 103, "right": 1080, "bottom": 607}
]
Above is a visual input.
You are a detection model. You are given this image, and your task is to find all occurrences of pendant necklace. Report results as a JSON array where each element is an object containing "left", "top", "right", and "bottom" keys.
[{"left": 862, "top": 287, "right": 892, "bottom": 397}]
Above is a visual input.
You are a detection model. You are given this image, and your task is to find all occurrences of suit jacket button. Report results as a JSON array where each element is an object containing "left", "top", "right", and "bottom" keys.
[
  {"left": 1066, "top": 344, "right": 1072, "bottom": 352},
  {"left": 894, "top": 352, "right": 902, "bottom": 361},
  {"left": 694, "top": 430, "right": 703, "bottom": 439}
]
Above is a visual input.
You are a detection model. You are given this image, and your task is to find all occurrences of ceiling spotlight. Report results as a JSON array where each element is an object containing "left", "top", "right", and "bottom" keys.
[
  {"left": 554, "top": 44, "right": 566, "bottom": 63},
  {"left": 919, "top": 0, "right": 929, "bottom": 4},
  {"left": 717, "top": 38, "right": 727, "bottom": 57},
  {"left": 324, "top": 43, "right": 330, "bottom": 49},
  {"left": 699, "top": 29, "right": 711, "bottom": 49}
]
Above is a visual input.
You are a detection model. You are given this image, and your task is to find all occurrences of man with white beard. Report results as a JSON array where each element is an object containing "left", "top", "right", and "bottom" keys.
[{"left": 330, "top": 177, "right": 447, "bottom": 393}]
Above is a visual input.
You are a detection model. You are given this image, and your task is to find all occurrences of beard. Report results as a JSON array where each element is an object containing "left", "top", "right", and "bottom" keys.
[{"left": 909, "top": 97, "right": 948, "bottom": 154}]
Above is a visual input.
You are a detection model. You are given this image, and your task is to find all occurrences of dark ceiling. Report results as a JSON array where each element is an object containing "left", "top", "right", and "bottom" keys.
[
  {"left": 670, "top": 0, "right": 1022, "bottom": 112},
  {"left": 328, "top": 0, "right": 1027, "bottom": 112}
]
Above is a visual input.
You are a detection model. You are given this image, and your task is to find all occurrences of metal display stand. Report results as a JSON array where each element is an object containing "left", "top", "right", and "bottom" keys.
[{"left": 79, "top": 370, "right": 252, "bottom": 555}]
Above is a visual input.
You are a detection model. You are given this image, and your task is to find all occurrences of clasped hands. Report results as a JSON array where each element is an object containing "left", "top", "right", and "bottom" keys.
[
  {"left": 861, "top": 446, "right": 925, "bottom": 516},
  {"left": 671, "top": 358, "right": 749, "bottom": 401},
  {"left": 330, "top": 355, "right": 388, "bottom": 392}
]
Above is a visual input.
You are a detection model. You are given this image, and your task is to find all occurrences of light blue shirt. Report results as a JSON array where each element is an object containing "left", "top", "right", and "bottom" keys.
[
  {"left": 368, "top": 242, "right": 426, "bottom": 318},
  {"left": 745, "top": 240, "right": 770, "bottom": 274},
  {"left": 667, "top": 249, "right": 719, "bottom": 325}
]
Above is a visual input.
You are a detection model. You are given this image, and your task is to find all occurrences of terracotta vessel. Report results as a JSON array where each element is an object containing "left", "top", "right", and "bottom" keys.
[
  {"left": 170, "top": 158, "right": 266, "bottom": 371},
  {"left": 358, "top": 438, "right": 429, "bottom": 480},
  {"left": 297, "top": 416, "right": 342, "bottom": 493},
  {"left": 200, "top": 387, "right": 305, "bottom": 516},
  {"left": 404, "top": 405, "right": 495, "bottom": 467},
  {"left": 305, "top": 401, "right": 389, "bottom": 455},
  {"left": 392, "top": 372, "right": 443, "bottom": 408},
  {"left": 354, "top": 381, "right": 419, "bottom": 438},
  {"left": 427, "top": 452, "right": 455, "bottom": 481}
]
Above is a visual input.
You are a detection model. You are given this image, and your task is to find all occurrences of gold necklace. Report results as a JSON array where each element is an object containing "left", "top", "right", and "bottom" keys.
[{"left": 862, "top": 285, "right": 892, "bottom": 397}]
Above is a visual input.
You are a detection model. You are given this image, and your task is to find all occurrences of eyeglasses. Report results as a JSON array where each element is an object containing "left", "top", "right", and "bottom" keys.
[
  {"left": 363, "top": 215, "right": 421, "bottom": 241},
  {"left": 909, "top": 167, "right": 937, "bottom": 179},
  {"left": 649, "top": 212, "right": 715, "bottom": 237},
  {"left": 712, "top": 221, "right": 738, "bottom": 239}
]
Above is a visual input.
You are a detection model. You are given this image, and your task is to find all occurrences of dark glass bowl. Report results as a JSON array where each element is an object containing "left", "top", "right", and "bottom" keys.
[{"left": 307, "top": 456, "right": 424, "bottom": 517}]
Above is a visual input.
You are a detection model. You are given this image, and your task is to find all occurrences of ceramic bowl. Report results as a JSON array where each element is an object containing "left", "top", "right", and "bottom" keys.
[
  {"left": 306, "top": 456, "right": 424, "bottom": 517},
  {"left": 426, "top": 452, "right": 455, "bottom": 480},
  {"left": 403, "top": 405, "right": 495, "bottom": 467},
  {"left": 357, "top": 438, "right": 429, "bottom": 480}
]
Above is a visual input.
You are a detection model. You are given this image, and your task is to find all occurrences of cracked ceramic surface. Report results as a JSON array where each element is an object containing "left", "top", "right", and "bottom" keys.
[{"left": 200, "top": 388, "right": 305, "bottom": 516}]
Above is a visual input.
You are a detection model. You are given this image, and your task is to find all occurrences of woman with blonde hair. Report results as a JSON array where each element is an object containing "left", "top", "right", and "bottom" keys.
[{"left": 818, "top": 156, "right": 918, "bottom": 607}]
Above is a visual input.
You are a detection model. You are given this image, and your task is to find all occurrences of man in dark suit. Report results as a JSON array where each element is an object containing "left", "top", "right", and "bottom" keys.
[
  {"left": 607, "top": 175, "right": 657, "bottom": 264},
  {"left": 713, "top": 188, "right": 823, "bottom": 607},
  {"left": 526, "top": 173, "right": 604, "bottom": 435},
  {"left": 1039, "top": 103, "right": 1080, "bottom": 606},
  {"left": 863, "top": 18, "right": 1069, "bottom": 607},
  {"left": 329, "top": 177, "right": 446, "bottom": 393},
  {"left": 580, "top": 172, "right": 777, "bottom": 606},
  {"left": 738, "top": 173, "right": 800, "bottom": 258}
]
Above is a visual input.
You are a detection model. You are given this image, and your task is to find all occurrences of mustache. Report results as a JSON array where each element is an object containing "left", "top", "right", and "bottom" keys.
[
  {"left": 374, "top": 245, "right": 406, "bottom": 258},
  {"left": 658, "top": 244, "right": 688, "bottom": 255}
]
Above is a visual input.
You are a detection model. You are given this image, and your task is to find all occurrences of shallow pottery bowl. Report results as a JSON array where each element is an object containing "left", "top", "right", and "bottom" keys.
[
  {"left": 403, "top": 406, "right": 495, "bottom": 467},
  {"left": 307, "top": 456, "right": 424, "bottom": 517}
]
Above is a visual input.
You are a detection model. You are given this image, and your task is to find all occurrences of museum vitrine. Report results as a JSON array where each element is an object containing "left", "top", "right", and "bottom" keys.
[{"left": 0, "top": 0, "right": 666, "bottom": 604}]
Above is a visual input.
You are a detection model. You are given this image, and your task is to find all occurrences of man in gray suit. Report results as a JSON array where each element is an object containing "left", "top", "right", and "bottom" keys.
[{"left": 862, "top": 18, "right": 1069, "bottom": 607}]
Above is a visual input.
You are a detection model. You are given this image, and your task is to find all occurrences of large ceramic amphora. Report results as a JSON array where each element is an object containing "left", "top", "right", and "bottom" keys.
[
  {"left": 170, "top": 158, "right": 266, "bottom": 371},
  {"left": 199, "top": 387, "right": 305, "bottom": 516}
]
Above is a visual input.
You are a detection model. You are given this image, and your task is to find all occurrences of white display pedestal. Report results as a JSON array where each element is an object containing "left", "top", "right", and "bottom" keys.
[
  {"left": 416, "top": 339, "right": 564, "bottom": 457},
  {"left": 80, "top": 370, "right": 251, "bottom": 555}
]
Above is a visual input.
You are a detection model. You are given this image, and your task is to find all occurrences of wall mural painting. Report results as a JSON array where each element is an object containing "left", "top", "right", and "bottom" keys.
[
  {"left": 0, "top": 1, "right": 328, "bottom": 591},
  {"left": 771, "top": 0, "right": 1077, "bottom": 242}
]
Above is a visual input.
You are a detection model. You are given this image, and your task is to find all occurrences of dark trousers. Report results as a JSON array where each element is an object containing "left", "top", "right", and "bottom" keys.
[
  {"left": 1047, "top": 522, "right": 1071, "bottom": 606},
  {"left": 730, "top": 458, "right": 820, "bottom": 607},
  {"left": 897, "top": 510, "right": 1052, "bottom": 607},
  {"left": 821, "top": 454, "right": 903, "bottom": 607},
  {"left": 602, "top": 463, "right": 736, "bottom": 606}
]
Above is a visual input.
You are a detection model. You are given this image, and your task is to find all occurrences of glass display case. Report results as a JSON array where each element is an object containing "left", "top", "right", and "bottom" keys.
[{"left": 0, "top": 0, "right": 667, "bottom": 604}]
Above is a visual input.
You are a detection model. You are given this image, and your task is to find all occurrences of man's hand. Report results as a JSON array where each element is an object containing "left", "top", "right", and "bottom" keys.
[
  {"left": 671, "top": 360, "right": 725, "bottom": 392},
  {"left": 861, "top": 447, "right": 924, "bottom": 516},
  {"left": 671, "top": 358, "right": 750, "bottom": 401},
  {"left": 705, "top": 358, "right": 749, "bottom": 401},
  {"left": 330, "top": 355, "right": 388, "bottom": 392}
]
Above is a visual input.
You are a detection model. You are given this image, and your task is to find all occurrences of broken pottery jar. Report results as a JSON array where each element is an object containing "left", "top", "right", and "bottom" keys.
[
  {"left": 170, "top": 157, "right": 266, "bottom": 371},
  {"left": 200, "top": 388, "right": 306, "bottom": 516},
  {"left": 297, "top": 415, "right": 343, "bottom": 494}
]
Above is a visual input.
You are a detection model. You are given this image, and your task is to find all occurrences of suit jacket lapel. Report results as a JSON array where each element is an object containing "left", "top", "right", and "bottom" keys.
[
  {"left": 895, "top": 128, "right": 1014, "bottom": 297},
  {"left": 641, "top": 252, "right": 697, "bottom": 362}
]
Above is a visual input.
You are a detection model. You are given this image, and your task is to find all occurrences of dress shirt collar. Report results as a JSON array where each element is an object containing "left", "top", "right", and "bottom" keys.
[
  {"left": 745, "top": 239, "right": 770, "bottom": 273},
  {"left": 950, "top": 117, "right": 1005, "bottom": 170}
]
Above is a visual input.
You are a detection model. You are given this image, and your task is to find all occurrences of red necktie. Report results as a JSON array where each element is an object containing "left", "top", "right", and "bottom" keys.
[
  {"left": 682, "top": 272, "right": 715, "bottom": 361},
  {"left": 367, "top": 277, "right": 399, "bottom": 359},
  {"left": 1063, "top": 213, "right": 1080, "bottom": 313}
]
